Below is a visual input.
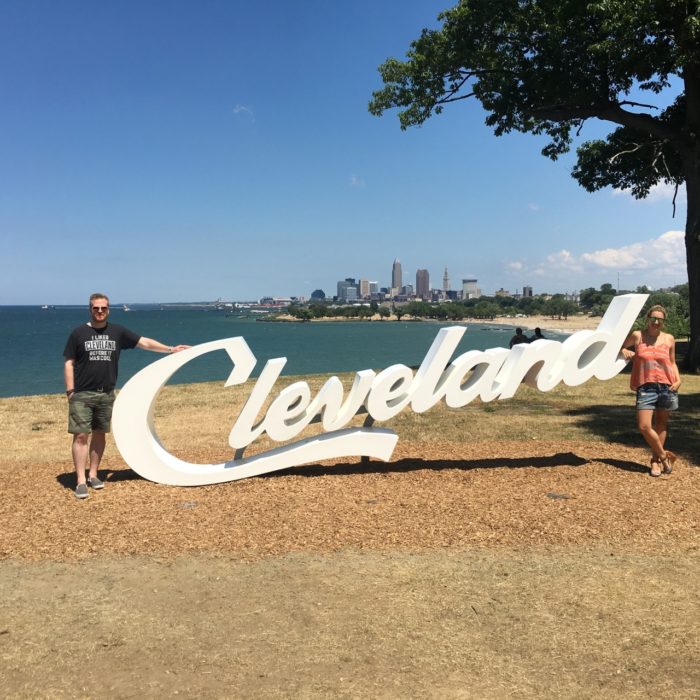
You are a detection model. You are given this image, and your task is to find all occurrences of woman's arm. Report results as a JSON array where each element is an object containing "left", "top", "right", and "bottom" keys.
[
  {"left": 668, "top": 334, "right": 682, "bottom": 391},
  {"left": 620, "top": 330, "right": 639, "bottom": 361}
]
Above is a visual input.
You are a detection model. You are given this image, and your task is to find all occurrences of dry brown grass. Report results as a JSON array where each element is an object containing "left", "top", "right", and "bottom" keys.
[
  {"left": 4, "top": 369, "right": 697, "bottom": 466},
  {"left": 1, "top": 550, "right": 698, "bottom": 698}
]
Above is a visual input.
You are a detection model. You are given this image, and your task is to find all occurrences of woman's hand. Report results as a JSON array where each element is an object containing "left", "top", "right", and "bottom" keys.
[{"left": 621, "top": 348, "right": 635, "bottom": 360}]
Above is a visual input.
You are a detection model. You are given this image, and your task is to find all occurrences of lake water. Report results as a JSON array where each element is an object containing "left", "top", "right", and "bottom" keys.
[{"left": 0, "top": 306, "right": 565, "bottom": 398}]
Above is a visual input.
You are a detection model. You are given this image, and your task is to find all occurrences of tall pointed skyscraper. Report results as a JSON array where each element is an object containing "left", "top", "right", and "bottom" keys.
[
  {"left": 392, "top": 258, "right": 402, "bottom": 290},
  {"left": 443, "top": 267, "right": 450, "bottom": 292}
]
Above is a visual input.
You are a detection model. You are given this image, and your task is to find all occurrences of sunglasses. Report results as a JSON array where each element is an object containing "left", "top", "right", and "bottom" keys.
[
  {"left": 648, "top": 317, "right": 664, "bottom": 324},
  {"left": 91, "top": 306, "right": 109, "bottom": 312}
]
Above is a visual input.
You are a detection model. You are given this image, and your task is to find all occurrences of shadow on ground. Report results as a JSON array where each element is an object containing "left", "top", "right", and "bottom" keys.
[
  {"left": 56, "top": 468, "right": 139, "bottom": 490},
  {"left": 56, "top": 450, "right": 662, "bottom": 486},
  {"left": 564, "top": 390, "right": 699, "bottom": 465},
  {"left": 56, "top": 453, "right": 601, "bottom": 488},
  {"left": 269, "top": 452, "right": 593, "bottom": 478}
]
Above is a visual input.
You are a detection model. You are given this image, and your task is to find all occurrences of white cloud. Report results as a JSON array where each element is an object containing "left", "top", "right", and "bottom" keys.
[
  {"left": 528, "top": 203, "right": 540, "bottom": 212},
  {"left": 233, "top": 104, "right": 255, "bottom": 122},
  {"left": 503, "top": 230, "right": 686, "bottom": 288},
  {"left": 581, "top": 230, "right": 684, "bottom": 272},
  {"left": 349, "top": 174, "right": 365, "bottom": 188},
  {"left": 545, "top": 249, "right": 584, "bottom": 273},
  {"left": 612, "top": 181, "right": 686, "bottom": 205}
]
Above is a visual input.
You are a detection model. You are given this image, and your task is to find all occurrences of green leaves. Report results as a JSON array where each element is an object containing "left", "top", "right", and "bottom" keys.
[{"left": 369, "top": 0, "right": 689, "bottom": 165}]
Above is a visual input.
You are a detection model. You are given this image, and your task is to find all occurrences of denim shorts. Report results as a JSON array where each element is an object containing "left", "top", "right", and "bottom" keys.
[{"left": 635, "top": 383, "right": 678, "bottom": 411}]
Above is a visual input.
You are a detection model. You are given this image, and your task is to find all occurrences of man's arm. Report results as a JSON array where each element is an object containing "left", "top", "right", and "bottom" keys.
[
  {"left": 64, "top": 358, "right": 75, "bottom": 395},
  {"left": 137, "top": 337, "right": 191, "bottom": 354}
]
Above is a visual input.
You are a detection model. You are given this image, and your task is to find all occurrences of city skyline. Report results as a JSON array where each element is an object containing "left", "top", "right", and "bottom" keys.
[
  {"left": 327, "top": 258, "right": 594, "bottom": 305},
  {"left": 1, "top": 2, "right": 688, "bottom": 305}
]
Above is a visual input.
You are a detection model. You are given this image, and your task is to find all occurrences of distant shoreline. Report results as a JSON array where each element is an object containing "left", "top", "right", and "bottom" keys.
[{"left": 266, "top": 313, "right": 601, "bottom": 334}]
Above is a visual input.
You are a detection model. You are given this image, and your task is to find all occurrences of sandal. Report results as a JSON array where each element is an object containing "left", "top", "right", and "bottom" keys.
[
  {"left": 650, "top": 458, "right": 662, "bottom": 477},
  {"left": 662, "top": 450, "right": 677, "bottom": 475}
]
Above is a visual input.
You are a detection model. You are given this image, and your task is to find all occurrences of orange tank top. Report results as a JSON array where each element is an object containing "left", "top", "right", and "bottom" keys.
[{"left": 630, "top": 338, "right": 677, "bottom": 390}]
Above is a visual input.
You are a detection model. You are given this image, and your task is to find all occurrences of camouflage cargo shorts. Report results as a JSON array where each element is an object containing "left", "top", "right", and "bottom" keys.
[{"left": 67, "top": 390, "right": 116, "bottom": 434}]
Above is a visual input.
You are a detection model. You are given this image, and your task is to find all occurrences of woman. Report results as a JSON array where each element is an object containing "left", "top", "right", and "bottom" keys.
[{"left": 621, "top": 305, "right": 681, "bottom": 476}]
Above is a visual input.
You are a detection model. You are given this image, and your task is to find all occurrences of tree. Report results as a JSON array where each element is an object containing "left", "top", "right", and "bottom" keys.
[
  {"left": 473, "top": 301, "right": 500, "bottom": 319},
  {"left": 579, "top": 283, "right": 617, "bottom": 315},
  {"left": 369, "top": 0, "right": 700, "bottom": 372},
  {"left": 545, "top": 295, "right": 578, "bottom": 320},
  {"left": 378, "top": 306, "right": 391, "bottom": 320}
]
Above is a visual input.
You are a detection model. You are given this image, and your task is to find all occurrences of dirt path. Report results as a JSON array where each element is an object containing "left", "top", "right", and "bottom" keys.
[{"left": 2, "top": 549, "right": 698, "bottom": 698}]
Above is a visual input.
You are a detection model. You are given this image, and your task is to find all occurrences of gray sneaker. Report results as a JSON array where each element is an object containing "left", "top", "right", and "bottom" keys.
[
  {"left": 88, "top": 476, "right": 104, "bottom": 490},
  {"left": 74, "top": 483, "right": 89, "bottom": 499}
]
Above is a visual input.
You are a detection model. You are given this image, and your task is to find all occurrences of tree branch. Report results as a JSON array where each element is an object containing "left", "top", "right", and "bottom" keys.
[
  {"left": 530, "top": 102, "right": 679, "bottom": 143},
  {"left": 438, "top": 92, "right": 476, "bottom": 105},
  {"left": 608, "top": 142, "right": 649, "bottom": 164},
  {"left": 618, "top": 100, "right": 659, "bottom": 110}
]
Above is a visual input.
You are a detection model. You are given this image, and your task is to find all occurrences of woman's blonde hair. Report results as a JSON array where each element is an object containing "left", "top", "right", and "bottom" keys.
[{"left": 646, "top": 304, "right": 667, "bottom": 319}]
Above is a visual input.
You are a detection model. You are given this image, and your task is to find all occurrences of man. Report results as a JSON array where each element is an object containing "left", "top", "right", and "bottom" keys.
[
  {"left": 64, "top": 293, "right": 190, "bottom": 499},
  {"left": 530, "top": 327, "right": 545, "bottom": 342},
  {"left": 509, "top": 327, "right": 530, "bottom": 348}
]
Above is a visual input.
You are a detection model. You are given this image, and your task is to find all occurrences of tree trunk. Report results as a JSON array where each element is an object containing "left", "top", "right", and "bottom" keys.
[
  {"left": 684, "top": 171, "right": 700, "bottom": 372},
  {"left": 682, "top": 64, "right": 699, "bottom": 373},
  {"left": 682, "top": 108, "right": 700, "bottom": 372}
]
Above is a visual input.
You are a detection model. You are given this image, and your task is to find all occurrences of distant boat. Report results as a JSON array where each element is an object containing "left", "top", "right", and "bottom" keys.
[
  {"left": 41, "top": 305, "right": 55, "bottom": 310},
  {"left": 122, "top": 304, "right": 131, "bottom": 312}
]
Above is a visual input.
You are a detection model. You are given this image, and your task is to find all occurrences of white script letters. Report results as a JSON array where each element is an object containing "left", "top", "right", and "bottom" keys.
[{"left": 112, "top": 294, "right": 647, "bottom": 485}]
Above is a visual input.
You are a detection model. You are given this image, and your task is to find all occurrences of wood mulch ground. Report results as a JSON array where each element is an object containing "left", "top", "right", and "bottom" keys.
[{"left": 2, "top": 439, "right": 697, "bottom": 561}]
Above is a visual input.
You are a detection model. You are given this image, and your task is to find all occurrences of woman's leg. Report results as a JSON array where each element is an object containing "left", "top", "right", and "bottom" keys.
[
  {"left": 654, "top": 409, "right": 676, "bottom": 473},
  {"left": 637, "top": 409, "right": 667, "bottom": 464},
  {"left": 654, "top": 409, "right": 670, "bottom": 450}
]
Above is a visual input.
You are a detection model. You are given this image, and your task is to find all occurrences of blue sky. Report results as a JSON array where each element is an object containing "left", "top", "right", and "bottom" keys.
[{"left": 1, "top": 0, "right": 688, "bottom": 305}]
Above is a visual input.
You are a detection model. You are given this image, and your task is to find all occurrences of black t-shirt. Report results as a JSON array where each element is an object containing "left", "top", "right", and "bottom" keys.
[{"left": 63, "top": 323, "right": 141, "bottom": 392}]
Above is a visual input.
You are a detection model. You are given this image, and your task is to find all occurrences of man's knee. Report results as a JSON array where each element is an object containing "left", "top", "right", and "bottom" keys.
[
  {"left": 90, "top": 431, "right": 106, "bottom": 445},
  {"left": 72, "top": 433, "right": 89, "bottom": 446}
]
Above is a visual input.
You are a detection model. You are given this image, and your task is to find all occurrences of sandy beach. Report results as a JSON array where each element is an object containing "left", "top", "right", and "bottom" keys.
[
  {"left": 274, "top": 312, "right": 601, "bottom": 335},
  {"left": 475, "top": 313, "right": 601, "bottom": 334}
]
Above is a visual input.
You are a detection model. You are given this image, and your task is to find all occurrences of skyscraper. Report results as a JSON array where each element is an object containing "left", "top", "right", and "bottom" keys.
[
  {"left": 462, "top": 278, "right": 481, "bottom": 299},
  {"left": 337, "top": 278, "right": 358, "bottom": 301},
  {"left": 392, "top": 258, "right": 402, "bottom": 290},
  {"left": 442, "top": 267, "right": 450, "bottom": 292},
  {"left": 416, "top": 269, "right": 429, "bottom": 299}
]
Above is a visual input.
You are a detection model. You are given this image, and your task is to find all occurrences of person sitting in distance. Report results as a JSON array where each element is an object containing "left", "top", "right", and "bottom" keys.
[
  {"left": 509, "top": 327, "right": 530, "bottom": 348},
  {"left": 530, "top": 327, "right": 545, "bottom": 341}
]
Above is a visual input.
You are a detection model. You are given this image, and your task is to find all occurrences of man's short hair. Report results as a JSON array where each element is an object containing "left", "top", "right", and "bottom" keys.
[{"left": 89, "top": 293, "right": 110, "bottom": 306}]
